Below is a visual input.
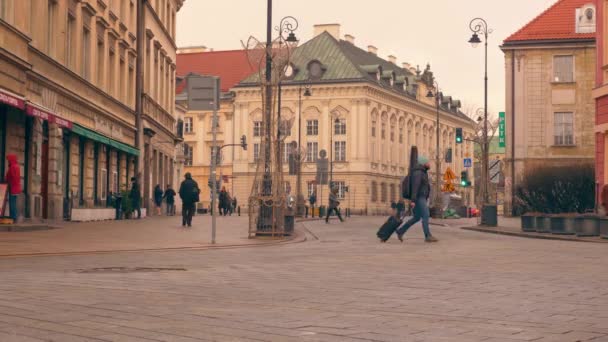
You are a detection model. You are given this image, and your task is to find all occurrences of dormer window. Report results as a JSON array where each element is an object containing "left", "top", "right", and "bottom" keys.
[
  {"left": 283, "top": 63, "right": 298, "bottom": 80},
  {"left": 307, "top": 60, "right": 326, "bottom": 80}
]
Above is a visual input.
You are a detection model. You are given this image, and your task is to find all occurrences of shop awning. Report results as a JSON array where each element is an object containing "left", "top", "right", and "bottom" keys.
[
  {"left": 0, "top": 88, "right": 26, "bottom": 110},
  {"left": 72, "top": 124, "right": 140, "bottom": 156},
  {"left": 26, "top": 103, "right": 72, "bottom": 129}
]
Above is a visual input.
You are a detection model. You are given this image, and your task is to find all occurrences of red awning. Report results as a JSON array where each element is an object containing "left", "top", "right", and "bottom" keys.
[
  {"left": 0, "top": 88, "right": 26, "bottom": 110},
  {"left": 25, "top": 103, "right": 73, "bottom": 129}
]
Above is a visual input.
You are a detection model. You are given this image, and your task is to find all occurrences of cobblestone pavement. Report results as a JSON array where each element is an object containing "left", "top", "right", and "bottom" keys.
[{"left": 0, "top": 216, "right": 606, "bottom": 341}]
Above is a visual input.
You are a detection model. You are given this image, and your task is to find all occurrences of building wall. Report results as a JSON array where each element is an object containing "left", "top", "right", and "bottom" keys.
[
  {"left": 504, "top": 43, "right": 596, "bottom": 215},
  {"left": 595, "top": 0, "right": 608, "bottom": 193}
]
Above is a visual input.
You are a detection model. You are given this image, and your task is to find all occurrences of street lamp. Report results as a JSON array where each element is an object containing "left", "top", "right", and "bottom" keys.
[
  {"left": 296, "top": 83, "right": 312, "bottom": 217},
  {"left": 426, "top": 81, "right": 442, "bottom": 218},
  {"left": 329, "top": 114, "right": 343, "bottom": 190},
  {"left": 468, "top": 17, "right": 496, "bottom": 226}
]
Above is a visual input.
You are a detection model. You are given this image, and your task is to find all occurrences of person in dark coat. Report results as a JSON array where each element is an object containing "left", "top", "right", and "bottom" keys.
[
  {"left": 129, "top": 177, "right": 142, "bottom": 219},
  {"left": 5, "top": 154, "right": 21, "bottom": 222},
  {"left": 163, "top": 184, "right": 176, "bottom": 216},
  {"left": 153, "top": 184, "right": 163, "bottom": 215},
  {"left": 325, "top": 187, "right": 344, "bottom": 224},
  {"left": 396, "top": 156, "right": 438, "bottom": 243},
  {"left": 218, "top": 187, "right": 229, "bottom": 216},
  {"left": 231, "top": 197, "right": 237, "bottom": 216},
  {"left": 179, "top": 172, "right": 199, "bottom": 227}
]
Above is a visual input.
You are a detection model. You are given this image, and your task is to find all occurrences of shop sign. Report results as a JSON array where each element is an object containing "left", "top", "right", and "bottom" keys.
[
  {"left": 0, "top": 89, "right": 25, "bottom": 110},
  {"left": 26, "top": 104, "right": 73, "bottom": 129}
]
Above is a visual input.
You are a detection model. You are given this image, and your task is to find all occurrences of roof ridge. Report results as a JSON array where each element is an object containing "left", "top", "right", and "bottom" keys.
[
  {"left": 504, "top": 0, "right": 566, "bottom": 43},
  {"left": 177, "top": 48, "right": 246, "bottom": 55}
]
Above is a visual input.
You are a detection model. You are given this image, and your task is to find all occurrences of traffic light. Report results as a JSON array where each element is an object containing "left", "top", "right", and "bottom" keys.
[
  {"left": 445, "top": 148, "right": 452, "bottom": 163},
  {"left": 460, "top": 171, "right": 471, "bottom": 187},
  {"left": 240, "top": 135, "right": 247, "bottom": 151},
  {"left": 455, "top": 128, "right": 463, "bottom": 144}
]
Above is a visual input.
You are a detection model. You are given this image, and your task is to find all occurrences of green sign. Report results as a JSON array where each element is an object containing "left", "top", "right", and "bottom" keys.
[{"left": 498, "top": 112, "right": 506, "bottom": 148}]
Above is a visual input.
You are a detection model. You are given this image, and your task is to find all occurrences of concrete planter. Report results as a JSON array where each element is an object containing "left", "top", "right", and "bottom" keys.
[
  {"left": 601, "top": 217, "right": 608, "bottom": 239},
  {"left": 521, "top": 215, "right": 536, "bottom": 232},
  {"left": 575, "top": 216, "right": 600, "bottom": 237},
  {"left": 550, "top": 216, "right": 576, "bottom": 235},
  {"left": 535, "top": 215, "right": 552, "bottom": 233}
]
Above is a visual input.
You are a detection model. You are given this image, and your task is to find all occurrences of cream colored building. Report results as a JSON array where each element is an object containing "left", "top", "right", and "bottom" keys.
[
  {"left": 502, "top": 0, "right": 596, "bottom": 215},
  {"left": 227, "top": 24, "right": 477, "bottom": 214},
  {"left": 0, "top": 0, "right": 183, "bottom": 221}
]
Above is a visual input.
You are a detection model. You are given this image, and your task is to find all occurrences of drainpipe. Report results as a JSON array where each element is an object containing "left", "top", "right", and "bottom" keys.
[
  {"left": 511, "top": 50, "right": 516, "bottom": 216},
  {"left": 135, "top": 0, "right": 146, "bottom": 176}
]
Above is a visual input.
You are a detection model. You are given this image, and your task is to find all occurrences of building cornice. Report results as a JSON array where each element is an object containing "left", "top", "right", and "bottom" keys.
[{"left": 501, "top": 38, "right": 596, "bottom": 50}]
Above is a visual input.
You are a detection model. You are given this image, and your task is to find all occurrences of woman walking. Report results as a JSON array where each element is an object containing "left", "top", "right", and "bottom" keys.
[
  {"left": 163, "top": 184, "right": 176, "bottom": 216},
  {"left": 325, "top": 187, "right": 344, "bottom": 224}
]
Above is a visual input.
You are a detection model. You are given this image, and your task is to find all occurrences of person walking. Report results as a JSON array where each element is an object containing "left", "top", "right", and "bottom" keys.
[
  {"left": 309, "top": 192, "right": 317, "bottom": 218},
  {"left": 179, "top": 173, "right": 199, "bottom": 227},
  {"left": 231, "top": 197, "right": 237, "bottom": 216},
  {"left": 5, "top": 154, "right": 21, "bottom": 223},
  {"left": 325, "top": 187, "right": 344, "bottom": 224},
  {"left": 153, "top": 184, "right": 163, "bottom": 216},
  {"left": 218, "top": 187, "right": 228, "bottom": 216},
  {"left": 129, "top": 177, "right": 142, "bottom": 219},
  {"left": 396, "top": 156, "right": 438, "bottom": 243},
  {"left": 163, "top": 184, "right": 176, "bottom": 216}
]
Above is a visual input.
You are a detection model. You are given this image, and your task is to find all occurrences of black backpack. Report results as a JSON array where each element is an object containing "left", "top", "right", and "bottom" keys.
[{"left": 401, "top": 174, "right": 412, "bottom": 200}]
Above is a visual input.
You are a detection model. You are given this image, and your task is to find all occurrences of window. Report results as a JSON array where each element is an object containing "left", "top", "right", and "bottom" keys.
[
  {"left": 279, "top": 120, "right": 292, "bottom": 137},
  {"left": 306, "top": 142, "right": 318, "bottom": 162},
  {"left": 112, "top": 171, "right": 118, "bottom": 193},
  {"left": 399, "top": 127, "right": 404, "bottom": 144},
  {"left": 372, "top": 121, "right": 376, "bottom": 137},
  {"left": 334, "top": 141, "right": 346, "bottom": 162},
  {"left": 108, "top": 47, "right": 115, "bottom": 94},
  {"left": 183, "top": 144, "right": 193, "bottom": 166},
  {"left": 47, "top": 0, "right": 56, "bottom": 55},
  {"left": 284, "top": 181, "right": 291, "bottom": 194},
  {"left": 381, "top": 123, "right": 386, "bottom": 139},
  {"left": 381, "top": 182, "right": 387, "bottom": 203},
  {"left": 335, "top": 181, "right": 346, "bottom": 199},
  {"left": 371, "top": 181, "right": 378, "bottom": 202},
  {"left": 390, "top": 125, "right": 395, "bottom": 142},
  {"left": 67, "top": 13, "right": 76, "bottom": 69},
  {"left": 253, "top": 121, "right": 263, "bottom": 137},
  {"left": 282, "top": 142, "right": 290, "bottom": 163},
  {"left": 101, "top": 168, "right": 107, "bottom": 200},
  {"left": 307, "top": 120, "right": 319, "bottom": 136},
  {"left": 128, "top": 55, "right": 135, "bottom": 105},
  {"left": 307, "top": 182, "right": 315, "bottom": 197},
  {"left": 334, "top": 119, "right": 346, "bottom": 135},
  {"left": 184, "top": 117, "right": 193, "bottom": 133},
  {"left": 390, "top": 184, "right": 396, "bottom": 202},
  {"left": 554, "top": 112, "right": 574, "bottom": 146},
  {"left": 253, "top": 143, "right": 260, "bottom": 161},
  {"left": 553, "top": 55, "right": 574, "bottom": 83},
  {"left": 82, "top": 28, "right": 92, "bottom": 80},
  {"left": 96, "top": 39, "right": 105, "bottom": 87},
  {"left": 119, "top": 57, "right": 125, "bottom": 101}
]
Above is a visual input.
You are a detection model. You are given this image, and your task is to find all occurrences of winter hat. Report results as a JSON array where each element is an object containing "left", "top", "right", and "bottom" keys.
[{"left": 418, "top": 155, "right": 429, "bottom": 165}]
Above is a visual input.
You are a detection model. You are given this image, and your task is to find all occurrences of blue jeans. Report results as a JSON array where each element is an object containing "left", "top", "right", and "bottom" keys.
[
  {"left": 397, "top": 197, "right": 431, "bottom": 238},
  {"left": 9, "top": 195, "right": 17, "bottom": 222}
]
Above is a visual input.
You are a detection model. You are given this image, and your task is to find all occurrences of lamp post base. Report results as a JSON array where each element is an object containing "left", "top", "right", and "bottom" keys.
[{"left": 295, "top": 195, "right": 306, "bottom": 217}]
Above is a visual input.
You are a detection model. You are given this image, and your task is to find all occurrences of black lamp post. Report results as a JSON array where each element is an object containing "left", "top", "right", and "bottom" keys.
[
  {"left": 468, "top": 17, "right": 496, "bottom": 226},
  {"left": 329, "top": 116, "right": 341, "bottom": 190},
  {"left": 296, "top": 83, "right": 311, "bottom": 217},
  {"left": 426, "top": 81, "right": 442, "bottom": 217}
]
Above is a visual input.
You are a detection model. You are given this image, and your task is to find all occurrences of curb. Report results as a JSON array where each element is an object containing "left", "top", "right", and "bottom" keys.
[
  {"left": 0, "top": 228, "right": 308, "bottom": 259},
  {"left": 461, "top": 226, "right": 608, "bottom": 243}
]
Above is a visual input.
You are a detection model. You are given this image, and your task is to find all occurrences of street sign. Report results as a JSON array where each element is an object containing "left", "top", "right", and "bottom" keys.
[
  {"left": 464, "top": 158, "right": 472, "bottom": 168},
  {"left": 186, "top": 75, "right": 220, "bottom": 111},
  {"left": 490, "top": 160, "right": 501, "bottom": 184},
  {"left": 499, "top": 111, "right": 506, "bottom": 148}
]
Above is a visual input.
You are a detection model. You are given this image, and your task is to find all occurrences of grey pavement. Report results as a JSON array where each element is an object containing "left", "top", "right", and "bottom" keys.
[{"left": 0, "top": 216, "right": 606, "bottom": 341}]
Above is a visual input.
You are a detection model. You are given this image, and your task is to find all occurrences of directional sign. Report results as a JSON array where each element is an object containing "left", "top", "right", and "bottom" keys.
[
  {"left": 499, "top": 111, "right": 506, "bottom": 148},
  {"left": 490, "top": 160, "right": 501, "bottom": 184},
  {"left": 464, "top": 158, "right": 472, "bottom": 168}
]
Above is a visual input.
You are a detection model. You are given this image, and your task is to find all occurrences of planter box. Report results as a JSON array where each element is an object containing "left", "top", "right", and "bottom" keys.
[
  {"left": 535, "top": 216, "right": 552, "bottom": 233},
  {"left": 599, "top": 217, "right": 608, "bottom": 239},
  {"left": 575, "top": 216, "right": 600, "bottom": 237},
  {"left": 550, "top": 217, "right": 576, "bottom": 235},
  {"left": 521, "top": 215, "right": 536, "bottom": 232}
]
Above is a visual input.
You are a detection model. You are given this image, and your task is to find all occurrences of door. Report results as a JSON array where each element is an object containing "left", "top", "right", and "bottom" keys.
[{"left": 41, "top": 123, "right": 49, "bottom": 219}]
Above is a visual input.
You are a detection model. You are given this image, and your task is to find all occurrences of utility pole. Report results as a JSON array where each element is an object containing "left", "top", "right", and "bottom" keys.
[
  {"left": 135, "top": 0, "right": 146, "bottom": 174},
  {"left": 210, "top": 110, "right": 218, "bottom": 244}
]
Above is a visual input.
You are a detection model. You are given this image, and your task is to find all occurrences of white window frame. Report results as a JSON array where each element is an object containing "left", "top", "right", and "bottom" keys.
[
  {"left": 335, "top": 181, "right": 346, "bottom": 199},
  {"left": 306, "top": 142, "right": 318, "bottom": 162},
  {"left": 554, "top": 112, "right": 575, "bottom": 146},
  {"left": 334, "top": 119, "right": 346, "bottom": 135},
  {"left": 306, "top": 120, "right": 319, "bottom": 136},
  {"left": 553, "top": 55, "right": 575, "bottom": 83},
  {"left": 253, "top": 143, "right": 260, "bottom": 162},
  {"left": 253, "top": 121, "right": 263, "bottom": 137},
  {"left": 334, "top": 141, "right": 346, "bottom": 162},
  {"left": 184, "top": 117, "right": 193, "bottom": 133},
  {"left": 307, "top": 182, "right": 315, "bottom": 197},
  {"left": 184, "top": 144, "right": 193, "bottom": 166}
]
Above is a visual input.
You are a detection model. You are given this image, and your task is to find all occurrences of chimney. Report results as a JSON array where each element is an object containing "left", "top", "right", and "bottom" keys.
[
  {"left": 313, "top": 24, "right": 341, "bottom": 39},
  {"left": 344, "top": 34, "right": 355, "bottom": 45},
  {"left": 177, "top": 45, "right": 208, "bottom": 54},
  {"left": 402, "top": 62, "right": 411, "bottom": 69},
  {"left": 388, "top": 55, "right": 397, "bottom": 64},
  {"left": 368, "top": 45, "right": 378, "bottom": 55}
]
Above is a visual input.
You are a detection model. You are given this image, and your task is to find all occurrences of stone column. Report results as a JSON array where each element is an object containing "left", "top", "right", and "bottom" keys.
[{"left": 47, "top": 124, "right": 63, "bottom": 220}]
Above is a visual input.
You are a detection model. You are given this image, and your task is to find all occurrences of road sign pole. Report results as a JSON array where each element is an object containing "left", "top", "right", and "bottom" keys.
[{"left": 211, "top": 109, "right": 218, "bottom": 244}]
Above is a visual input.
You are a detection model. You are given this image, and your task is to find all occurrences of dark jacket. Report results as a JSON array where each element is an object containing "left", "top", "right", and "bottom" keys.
[
  {"left": 154, "top": 186, "right": 163, "bottom": 203},
  {"left": 179, "top": 178, "right": 200, "bottom": 204},
  {"left": 219, "top": 190, "right": 228, "bottom": 208},
  {"left": 130, "top": 181, "right": 141, "bottom": 205},
  {"left": 309, "top": 194, "right": 317, "bottom": 205},
  {"left": 163, "top": 189, "right": 176, "bottom": 204},
  {"left": 328, "top": 192, "right": 340, "bottom": 209},
  {"left": 5, "top": 154, "right": 21, "bottom": 195},
  {"left": 410, "top": 165, "right": 431, "bottom": 200}
]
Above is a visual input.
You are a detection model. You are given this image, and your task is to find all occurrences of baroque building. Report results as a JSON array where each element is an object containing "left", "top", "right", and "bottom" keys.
[
  {"left": 502, "top": 0, "right": 596, "bottom": 215},
  {"left": 228, "top": 24, "right": 476, "bottom": 213},
  {"left": 0, "top": 0, "right": 184, "bottom": 222}
]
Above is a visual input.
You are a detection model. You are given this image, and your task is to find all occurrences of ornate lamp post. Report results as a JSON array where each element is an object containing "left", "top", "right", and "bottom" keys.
[
  {"left": 426, "top": 81, "right": 442, "bottom": 217},
  {"left": 468, "top": 17, "right": 497, "bottom": 226}
]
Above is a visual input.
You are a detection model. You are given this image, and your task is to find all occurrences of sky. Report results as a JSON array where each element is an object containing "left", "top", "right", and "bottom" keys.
[{"left": 176, "top": 0, "right": 558, "bottom": 115}]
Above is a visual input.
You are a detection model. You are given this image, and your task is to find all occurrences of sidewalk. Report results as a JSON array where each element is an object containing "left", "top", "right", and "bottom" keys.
[
  {"left": 462, "top": 216, "right": 608, "bottom": 243},
  {"left": 0, "top": 215, "right": 302, "bottom": 257}
]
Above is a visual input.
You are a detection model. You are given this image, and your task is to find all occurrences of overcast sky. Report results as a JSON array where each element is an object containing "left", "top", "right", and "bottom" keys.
[{"left": 177, "top": 0, "right": 558, "bottom": 115}]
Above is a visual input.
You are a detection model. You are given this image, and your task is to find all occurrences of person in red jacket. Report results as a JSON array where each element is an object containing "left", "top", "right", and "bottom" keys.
[{"left": 5, "top": 154, "right": 21, "bottom": 222}]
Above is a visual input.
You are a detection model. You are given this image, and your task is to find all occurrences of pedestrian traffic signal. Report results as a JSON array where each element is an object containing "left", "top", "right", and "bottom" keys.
[
  {"left": 456, "top": 128, "right": 463, "bottom": 144},
  {"left": 240, "top": 135, "right": 247, "bottom": 151}
]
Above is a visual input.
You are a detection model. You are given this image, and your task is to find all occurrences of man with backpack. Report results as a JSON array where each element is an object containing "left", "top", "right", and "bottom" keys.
[{"left": 397, "top": 155, "right": 438, "bottom": 243}]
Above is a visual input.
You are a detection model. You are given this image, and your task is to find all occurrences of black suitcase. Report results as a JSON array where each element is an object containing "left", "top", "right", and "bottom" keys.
[{"left": 377, "top": 215, "right": 403, "bottom": 242}]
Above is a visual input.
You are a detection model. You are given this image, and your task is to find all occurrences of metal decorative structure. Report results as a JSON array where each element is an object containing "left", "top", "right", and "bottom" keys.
[{"left": 243, "top": 12, "right": 299, "bottom": 238}]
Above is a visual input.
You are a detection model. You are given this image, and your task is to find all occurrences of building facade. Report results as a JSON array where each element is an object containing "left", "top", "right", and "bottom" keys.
[
  {"left": 229, "top": 24, "right": 476, "bottom": 214},
  {"left": 0, "top": 0, "right": 183, "bottom": 222},
  {"left": 502, "top": 0, "right": 596, "bottom": 215},
  {"left": 595, "top": 0, "right": 608, "bottom": 194}
]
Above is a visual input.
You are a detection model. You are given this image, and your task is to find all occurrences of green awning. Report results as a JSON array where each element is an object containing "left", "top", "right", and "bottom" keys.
[{"left": 72, "top": 124, "right": 140, "bottom": 156}]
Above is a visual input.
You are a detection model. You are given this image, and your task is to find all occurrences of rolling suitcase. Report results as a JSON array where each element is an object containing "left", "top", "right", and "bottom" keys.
[{"left": 376, "top": 215, "right": 403, "bottom": 242}]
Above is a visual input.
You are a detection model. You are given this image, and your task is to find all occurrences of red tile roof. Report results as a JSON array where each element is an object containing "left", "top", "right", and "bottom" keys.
[
  {"left": 504, "top": 0, "right": 595, "bottom": 43},
  {"left": 176, "top": 49, "right": 258, "bottom": 93}
]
